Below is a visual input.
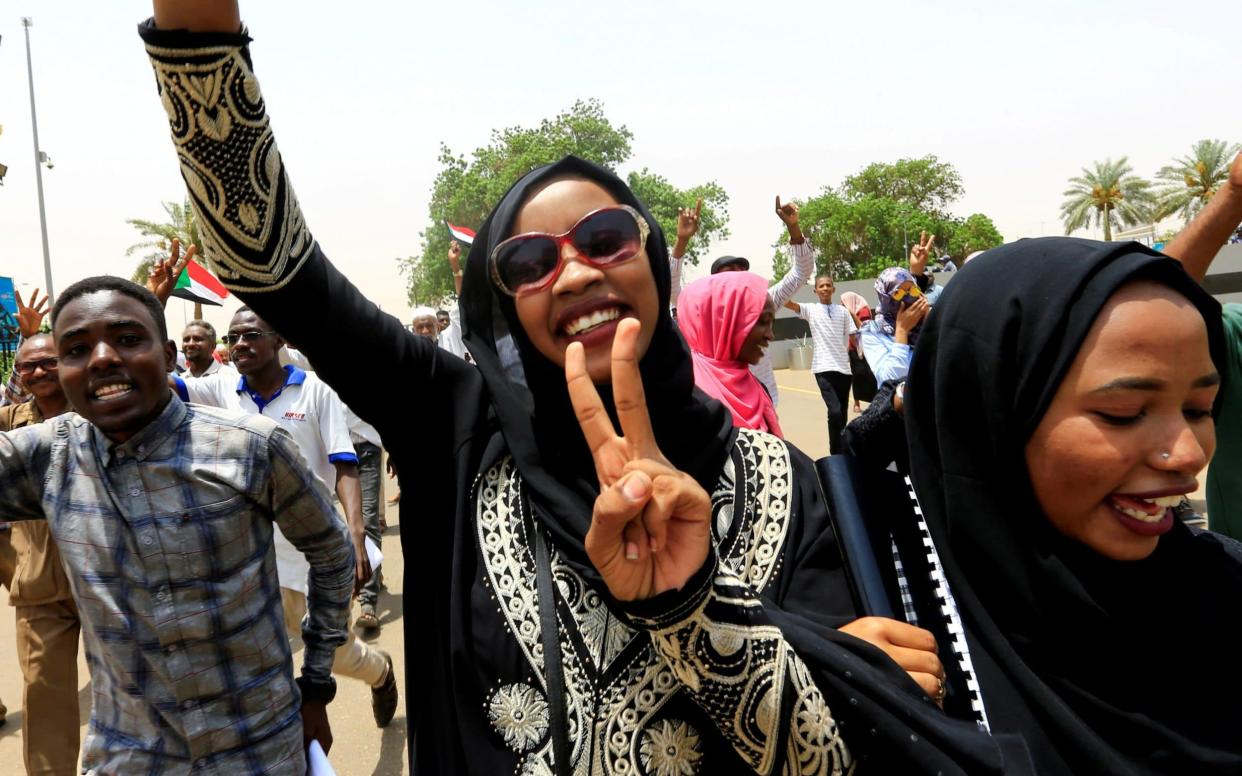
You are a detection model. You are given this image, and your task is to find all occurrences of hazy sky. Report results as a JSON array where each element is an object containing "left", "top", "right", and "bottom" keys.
[{"left": 1, "top": 0, "right": 1238, "bottom": 336}]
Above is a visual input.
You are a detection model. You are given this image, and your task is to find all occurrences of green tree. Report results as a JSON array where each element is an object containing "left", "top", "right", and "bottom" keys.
[
  {"left": 773, "top": 156, "right": 1002, "bottom": 281},
  {"left": 841, "top": 155, "right": 964, "bottom": 216},
  {"left": 1060, "top": 157, "right": 1156, "bottom": 241},
  {"left": 779, "top": 191, "right": 954, "bottom": 280},
  {"left": 1155, "top": 139, "right": 1242, "bottom": 222},
  {"left": 626, "top": 170, "right": 729, "bottom": 266},
  {"left": 126, "top": 198, "right": 201, "bottom": 284},
  {"left": 946, "top": 213, "right": 1004, "bottom": 259},
  {"left": 400, "top": 100, "right": 729, "bottom": 306}
]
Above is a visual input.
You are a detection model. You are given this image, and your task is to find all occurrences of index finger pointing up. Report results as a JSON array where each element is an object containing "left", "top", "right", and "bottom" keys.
[
  {"left": 694, "top": 198, "right": 703, "bottom": 218},
  {"left": 611, "top": 318, "right": 658, "bottom": 457},
  {"left": 566, "top": 341, "right": 618, "bottom": 458}
]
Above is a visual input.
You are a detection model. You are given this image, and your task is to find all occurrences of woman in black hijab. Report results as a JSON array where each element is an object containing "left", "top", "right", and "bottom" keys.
[
  {"left": 139, "top": 14, "right": 1036, "bottom": 773},
  {"left": 905, "top": 237, "right": 1242, "bottom": 774}
]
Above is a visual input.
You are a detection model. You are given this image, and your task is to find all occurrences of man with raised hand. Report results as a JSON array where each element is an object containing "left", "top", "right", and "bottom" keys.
[
  {"left": 1, "top": 289, "right": 50, "bottom": 407},
  {"left": 0, "top": 330, "right": 82, "bottom": 775},
  {"left": 0, "top": 276, "right": 354, "bottom": 774}
]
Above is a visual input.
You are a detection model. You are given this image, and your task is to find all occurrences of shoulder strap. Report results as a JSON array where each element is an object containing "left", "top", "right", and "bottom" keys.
[{"left": 534, "top": 527, "right": 572, "bottom": 776}]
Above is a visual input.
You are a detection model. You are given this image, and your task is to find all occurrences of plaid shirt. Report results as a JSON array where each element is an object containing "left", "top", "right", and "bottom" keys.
[{"left": 0, "top": 395, "right": 353, "bottom": 774}]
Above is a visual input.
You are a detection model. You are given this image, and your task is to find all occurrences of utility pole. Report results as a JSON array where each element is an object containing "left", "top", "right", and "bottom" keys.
[{"left": 23, "top": 18, "right": 55, "bottom": 301}]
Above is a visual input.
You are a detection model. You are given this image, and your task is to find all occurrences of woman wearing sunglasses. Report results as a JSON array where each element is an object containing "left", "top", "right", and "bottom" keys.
[
  {"left": 860, "top": 267, "right": 933, "bottom": 385},
  {"left": 139, "top": 5, "right": 1031, "bottom": 774}
]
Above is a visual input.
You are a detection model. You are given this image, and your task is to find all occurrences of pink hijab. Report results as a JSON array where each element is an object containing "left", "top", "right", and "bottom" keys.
[
  {"left": 677, "top": 272, "right": 783, "bottom": 437},
  {"left": 839, "top": 291, "right": 871, "bottom": 321}
]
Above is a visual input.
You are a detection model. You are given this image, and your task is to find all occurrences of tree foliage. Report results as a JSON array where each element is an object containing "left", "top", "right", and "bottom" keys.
[
  {"left": 626, "top": 169, "right": 729, "bottom": 265},
  {"left": 1060, "top": 157, "right": 1156, "bottom": 242},
  {"left": 842, "top": 155, "right": 964, "bottom": 216},
  {"left": 400, "top": 100, "right": 729, "bottom": 306},
  {"left": 125, "top": 198, "right": 201, "bottom": 284},
  {"left": 774, "top": 157, "right": 1002, "bottom": 281},
  {"left": 1155, "top": 139, "right": 1242, "bottom": 222}
]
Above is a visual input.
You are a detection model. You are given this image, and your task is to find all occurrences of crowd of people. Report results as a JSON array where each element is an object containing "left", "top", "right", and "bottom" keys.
[{"left": 0, "top": 3, "right": 1240, "bottom": 775}]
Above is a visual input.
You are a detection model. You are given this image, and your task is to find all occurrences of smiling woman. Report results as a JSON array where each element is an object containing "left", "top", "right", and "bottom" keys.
[
  {"left": 676, "top": 271, "right": 782, "bottom": 436},
  {"left": 905, "top": 237, "right": 1242, "bottom": 774},
  {"left": 137, "top": 10, "right": 1038, "bottom": 771}
]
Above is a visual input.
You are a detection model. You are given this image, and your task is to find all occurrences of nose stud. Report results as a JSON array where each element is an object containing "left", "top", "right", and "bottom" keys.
[{"left": 1161, "top": 452, "right": 1171, "bottom": 460}]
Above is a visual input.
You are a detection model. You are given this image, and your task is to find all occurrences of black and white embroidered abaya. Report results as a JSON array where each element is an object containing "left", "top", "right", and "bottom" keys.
[{"left": 140, "top": 19, "right": 1033, "bottom": 775}]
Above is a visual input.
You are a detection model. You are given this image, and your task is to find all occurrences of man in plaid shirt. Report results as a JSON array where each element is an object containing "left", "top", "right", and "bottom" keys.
[{"left": 0, "top": 276, "right": 354, "bottom": 775}]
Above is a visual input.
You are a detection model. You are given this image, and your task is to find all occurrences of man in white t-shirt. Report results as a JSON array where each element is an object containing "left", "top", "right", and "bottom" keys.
[
  {"left": 174, "top": 306, "right": 399, "bottom": 728},
  {"left": 786, "top": 276, "right": 859, "bottom": 454}
]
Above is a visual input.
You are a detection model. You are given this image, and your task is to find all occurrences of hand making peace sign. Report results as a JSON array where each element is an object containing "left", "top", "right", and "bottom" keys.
[
  {"left": 676, "top": 198, "right": 703, "bottom": 242},
  {"left": 147, "top": 239, "right": 197, "bottom": 307},
  {"left": 565, "top": 318, "right": 713, "bottom": 601},
  {"left": 909, "top": 230, "right": 936, "bottom": 277}
]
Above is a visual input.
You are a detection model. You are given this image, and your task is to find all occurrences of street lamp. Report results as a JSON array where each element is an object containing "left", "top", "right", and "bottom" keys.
[{"left": 23, "top": 17, "right": 55, "bottom": 302}]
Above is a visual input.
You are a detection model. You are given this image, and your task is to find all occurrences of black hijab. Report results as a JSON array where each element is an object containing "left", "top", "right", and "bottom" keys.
[
  {"left": 458, "top": 156, "right": 735, "bottom": 584},
  {"left": 459, "top": 156, "right": 1040, "bottom": 775},
  {"left": 905, "top": 237, "right": 1242, "bottom": 774}
]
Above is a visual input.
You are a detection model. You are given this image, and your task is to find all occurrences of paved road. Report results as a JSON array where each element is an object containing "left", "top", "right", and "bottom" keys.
[{"left": 0, "top": 370, "right": 837, "bottom": 776}]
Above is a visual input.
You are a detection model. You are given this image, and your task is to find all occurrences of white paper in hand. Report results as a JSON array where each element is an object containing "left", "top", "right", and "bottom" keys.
[
  {"left": 307, "top": 740, "right": 336, "bottom": 776},
  {"left": 365, "top": 536, "right": 383, "bottom": 571}
]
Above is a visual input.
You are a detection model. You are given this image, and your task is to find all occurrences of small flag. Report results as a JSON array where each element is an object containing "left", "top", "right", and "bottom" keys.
[
  {"left": 446, "top": 221, "right": 476, "bottom": 246},
  {"left": 171, "top": 258, "right": 229, "bottom": 307}
]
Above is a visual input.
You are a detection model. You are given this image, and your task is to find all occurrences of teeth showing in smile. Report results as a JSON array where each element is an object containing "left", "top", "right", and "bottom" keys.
[
  {"left": 93, "top": 383, "right": 133, "bottom": 401},
  {"left": 564, "top": 307, "right": 621, "bottom": 336},
  {"left": 1113, "top": 495, "right": 1182, "bottom": 523}
]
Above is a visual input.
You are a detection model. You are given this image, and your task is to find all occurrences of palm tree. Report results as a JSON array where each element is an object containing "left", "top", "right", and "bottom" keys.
[
  {"left": 1154, "top": 139, "right": 1242, "bottom": 222},
  {"left": 1060, "top": 157, "right": 1157, "bottom": 241},
  {"left": 126, "top": 198, "right": 201, "bottom": 285}
]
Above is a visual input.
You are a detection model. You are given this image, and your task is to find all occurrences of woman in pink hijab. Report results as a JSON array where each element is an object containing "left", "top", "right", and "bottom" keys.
[{"left": 677, "top": 271, "right": 783, "bottom": 436}]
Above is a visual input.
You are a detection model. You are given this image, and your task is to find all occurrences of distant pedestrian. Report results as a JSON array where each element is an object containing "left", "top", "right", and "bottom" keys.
[
  {"left": 785, "top": 276, "right": 859, "bottom": 454},
  {"left": 840, "top": 291, "right": 877, "bottom": 411}
]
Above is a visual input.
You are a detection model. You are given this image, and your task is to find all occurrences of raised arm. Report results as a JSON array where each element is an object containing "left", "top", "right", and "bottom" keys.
[
  {"left": 1, "top": 289, "right": 50, "bottom": 406},
  {"left": 0, "top": 425, "right": 51, "bottom": 522},
  {"left": 1163, "top": 150, "right": 1242, "bottom": 282},
  {"left": 141, "top": 8, "right": 460, "bottom": 438},
  {"left": 767, "top": 197, "right": 815, "bottom": 307},
  {"left": 668, "top": 199, "right": 701, "bottom": 308}
]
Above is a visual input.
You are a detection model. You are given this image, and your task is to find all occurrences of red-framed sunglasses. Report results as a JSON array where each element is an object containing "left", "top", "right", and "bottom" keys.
[{"left": 489, "top": 205, "right": 650, "bottom": 297}]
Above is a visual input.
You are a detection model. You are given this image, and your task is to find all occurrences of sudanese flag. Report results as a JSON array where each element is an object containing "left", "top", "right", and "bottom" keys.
[{"left": 171, "top": 258, "right": 229, "bottom": 306}]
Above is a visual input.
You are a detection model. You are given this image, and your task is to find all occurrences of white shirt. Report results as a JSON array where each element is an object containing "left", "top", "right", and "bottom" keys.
[
  {"left": 438, "top": 306, "right": 469, "bottom": 361},
  {"left": 798, "top": 302, "right": 857, "bottom": 375},
  {"left": 343, "top": 404, "right": 382, "bottom": 447},
  {"left": 175, "top": 365, "right": 356, "bottom": 594}
]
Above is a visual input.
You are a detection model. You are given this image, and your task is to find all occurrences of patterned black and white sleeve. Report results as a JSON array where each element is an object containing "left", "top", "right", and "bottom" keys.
[
  {"left": 139, "top": 19, "right": 448, "bottom": 432},
  {"left": 623, "top": 551, "right": 855, "bottom": 775}
]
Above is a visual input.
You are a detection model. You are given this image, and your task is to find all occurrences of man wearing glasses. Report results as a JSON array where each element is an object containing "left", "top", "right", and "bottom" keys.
[
  {"left": 0, "top": 333, "right": 82, "bottom": 775},
  {"left": 172, "top": 306, "right": 400, "bottom": 729}
]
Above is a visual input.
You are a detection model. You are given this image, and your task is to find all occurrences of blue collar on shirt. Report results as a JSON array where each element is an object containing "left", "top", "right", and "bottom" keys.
[{"left": 237, "top": 364, "right": 306, "bottom": 412}]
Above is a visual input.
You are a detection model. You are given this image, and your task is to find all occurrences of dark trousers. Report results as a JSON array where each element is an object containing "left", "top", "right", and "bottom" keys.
[
  {"left": 355, "top": 441, "right": 384, "bottom": 607},
  {"left": 815, "top": 370, "right": 853, "bottom": 455}
]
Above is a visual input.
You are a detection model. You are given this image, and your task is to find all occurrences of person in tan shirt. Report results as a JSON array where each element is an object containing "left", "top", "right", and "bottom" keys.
[{"left": 0, "top": 332, "right": 81, "bottom": 776}]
